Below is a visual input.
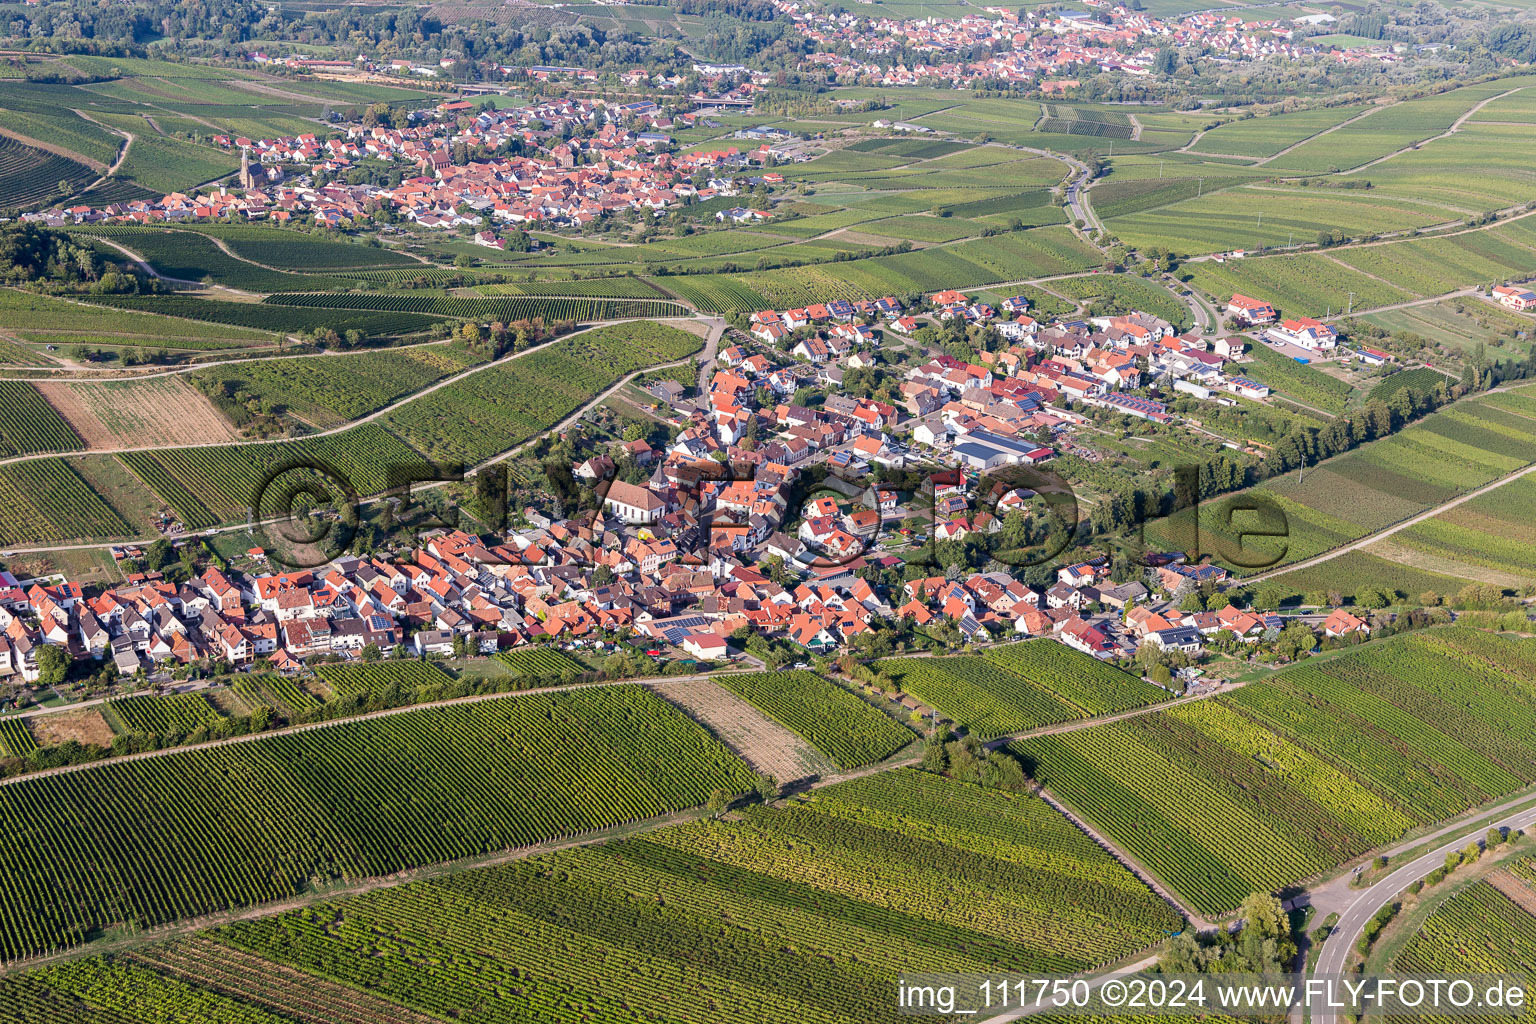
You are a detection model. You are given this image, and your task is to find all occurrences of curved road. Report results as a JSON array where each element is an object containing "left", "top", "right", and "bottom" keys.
[{"left": 1312, "top": 800, "right": 1536, "bottom": 1024}]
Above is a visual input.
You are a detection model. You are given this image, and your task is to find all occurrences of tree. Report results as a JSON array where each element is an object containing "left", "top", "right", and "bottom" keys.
[
  {"left": 36, "top": 644, "right": 69, "bottom": 686},
  {"left": 360, "top": 644, "right": 382, "bottom": 662},
  {"left": 706, "top": 788, "right": 729, "bottom": 818},
  {"left": 144, "top": 538, "right": 175, "bottom": 571}
]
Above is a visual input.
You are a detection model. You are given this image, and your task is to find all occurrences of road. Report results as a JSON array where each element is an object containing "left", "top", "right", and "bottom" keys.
[{"left": 1311, "top": 800, "right": 1536, "bottom": 1024}]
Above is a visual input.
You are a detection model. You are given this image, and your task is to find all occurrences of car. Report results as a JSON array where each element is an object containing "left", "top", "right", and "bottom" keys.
[
  {"left": 793, "top": 662, "right": 810, "bottom": 670},
  {"left": 646, "top": 649, "right": 662, "bottom": 656}
]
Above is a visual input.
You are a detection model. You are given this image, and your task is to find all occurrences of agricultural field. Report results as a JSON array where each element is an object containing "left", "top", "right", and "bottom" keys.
[
  {"left": 0, "top": 288, "right": 275, "bottom": 343},
  {"left": 1191, "top": 106, "right": 1370, "bottom": 159},
  {"left": 117, "top": 422, "right": 425, "bottom": 530},
  {"left": 102, "top": 693, "right": 223, "bottom": 736},
  {"left": 1047, "top": 274, "right": 1192, "bottom": 330},
  {"left": 264, "top": 291, "right": 690, "bottom": 322},
  {"left": 314, "top": 661, "right": 453, "bottom": 700},
  {"left": 713, "top": 670, "right": 915, "bottom": 769},
  {"left": 37, "top": 377, "right": 240, "bottom": 448},
  {"left": 192, "top": 344, "right": 481, "bottom": 428},
  {"left": 0, "top": 718, "right": 38, "bottom": 759},
  {"left": 79, "top": 293, "right": 442, "bottom": 338},
  {"left": 0, "top": 769, "right": 1182, "bottom": 1023},
  {"left": 383, "top": 320, "right": 702, "bottom": 465},
  {"left": 1261, "top": 549, "right": 1475, "bottom": 606},
  {"left": 0, "top": 457, "right": 135, "bottom": 546},
  {"left": 1391, "top": 471, "right": 1536, "bottom": 579},
  {"left": 177, "top": 225, "right": 420, "bottom": 271},
  {"left": 0, "top": 382, "right": 84, "bottom": 456},
  {"left": 84, "top": 228, "right": 354, "bottom": 293},
  {"left": 232, "top": 674, "right": 322, "bottom": 717},
  {"left": 1185, "top": 252, "right": 1413, "bottom": 317},
  {"left": 1238, "top": 343, "right": 1355, "bottom": 415},
  {"left": 0, "top": 137, "right": 97, "bottom": 210},
  {"left": 1368, "top": 367, "right": 1458, "bottom": 402},
  {"left": 1090, "top": 175, "right": 1251, "bottom": 221},
  {"left": 1150, "top": 385, "right": 1536, "bottom": 575},
  {"left": 1108, "top": 185, "right": 1448, "bottom": 256},
  {"left": 493, "top": 647, "right": 586, "bottom": 680},
  {"left": 1015, "top": 628, "right": 1536, "bottom": 915},
  {"left": 0, "top": 684, "right": 757, "bottom": 961},
  {"left": 1392, "top": 868, "right": 1536, "bottom": 1002},
  {"left": 879, "top": 644, "right": 1162, "bottom": 741}
]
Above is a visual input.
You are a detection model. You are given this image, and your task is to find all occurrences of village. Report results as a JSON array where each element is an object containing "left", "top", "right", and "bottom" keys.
[
  {"left": 775, "top": 0, "right": 1393, "bottom": 88},
  {"left": 25, "top": 93, "right": 787, "bottom": 238},
  {"left": 0, "top": 281, "right": 1394, "bottom": 705}
]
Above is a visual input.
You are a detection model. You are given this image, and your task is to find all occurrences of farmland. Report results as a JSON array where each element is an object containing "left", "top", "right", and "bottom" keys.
[
  {"left": 383, "top": 320, "right": 703, "bottom": 465},
  {"left": 713, "top": 670, "right": 915, "bottom": 769},
  {"left": 264, "top": 291, "right": 689, "bottom": 322},
  {"left": 0, "top": 769, "right": 1180, "bottom": 1023},
  {"left": 1391, "top": 472, "right": 1536, "bottom": 579},
  {"left": 879, "top": 643, "right": 1162, "bottom": 741},
  {"left": 192, "top": 345, "right": 481, "bottom": 427},
  {"left": 0, "top": 684, "right": 757, "bottom": 961},
  {"left": 314, "top": 661, "right": 453, "bottom": 700},
  {"left": 102, "top": 693, "right": 222, "bottom": 737},
  {"left": 493, "top": 647, "right": 586, "bottom": 681},
  {"left": 1185, "top": 253, "right": 1413, "bottom": 318},
  {"left": 1392, "top": 869, "right": 1536, "bottom": 1001},
  {"left": 1015, "top": 628, "right": 1536, "bottom": 914},
  {"left": 117, "top": 422, "right": 426, "bottom": 530},
  {"left": 1239, "top": 343, "right": 1354, "bottom": 415},
  {"left": 37, "top": 377, "right": 240, "bottom": 448},
  {"left": 0, "top": 457, "right": 134, "bottom": 546},
  {"left": 0, "top": 137, "right": 97, "bottom": 210},
  {"left": 0, "top": 382, "right": 84, "bottom": 456},
  {"left": 84, "top": 228, "right": 354, "bottom": 293},
  {"left": 79, "top": 293, "right": 442, "bottom": 338},
  {"left": 1149, "top": 385, "right": 1536, "bottom": 576}
]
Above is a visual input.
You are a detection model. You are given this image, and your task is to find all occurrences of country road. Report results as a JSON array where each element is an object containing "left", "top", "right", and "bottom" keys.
[{"left": 1311, "top": 800, "right": 1536, "bottom": 1024}]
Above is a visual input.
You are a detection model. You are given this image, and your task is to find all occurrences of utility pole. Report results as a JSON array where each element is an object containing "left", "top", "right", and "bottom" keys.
[
  {"left": 1347, "top": 291, "right": 1355, "bottom": 315},
  {"left": 1197, "top": 178, "right": 1203, "bottom": 197},
  {"left": 1159, "top": 160, "right": 1164, "bottom": 178}
]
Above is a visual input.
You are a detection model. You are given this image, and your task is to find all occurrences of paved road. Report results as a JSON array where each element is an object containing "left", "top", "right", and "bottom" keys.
[{"left": 1312, "top": 800, "right": 1536, "bottom": 1024}]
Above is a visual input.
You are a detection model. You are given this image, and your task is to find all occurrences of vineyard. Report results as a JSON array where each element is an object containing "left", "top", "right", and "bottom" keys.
[
  {"left": 232, "top": 674, "right": 321, "bottom": 717},
  {"left": 264, "top": 292, "right": 689, "bottom": 322},
  {"left": 384, "top": 321, "right": 702, "bottom": 464},
  {"left": 880, "top": 656, "right": 1084, "bottom": 740},
  {"left": 178, "top": 225, "right": 420, "bottom": 271},
  {"left": 0, "top": 137, "right": 95, "bottom": 210},
  {"left": 192, "top": 345, "right": 481, "bottom": 426},
  {"left": 493, "top": 647, "right": 585, "bottom": 681},
  {"left": 1392, "top": 872, "right": 1536, "bottom": 1024},
  {"left": 0, "top": 457, "right": 133, "bottom": 546},
  {"left": 986, "top": 641, "right": 1167, "bottom": 714},
  {"left": 712, "top": 670, "right": 914, "bottom": 769},
  {"left": 85, "top": 228, "right": 356, "bottom": 293},
  {"left": 61, "top": 769, "right": 1177, "bottom": 1024},
  {"left": 118, "top": 423, "right": 424, "bottom": 530},
  {"left": 314, "top": 661, "right": 453, "bottom": 700},
  {"left": 103, "top": 694, "right": 222, "bottom": 736},
  {"left": 1014, "top": 628, "right": 1536, "bottom": 914},
  {"left": 0, "top": 685, "right": 756, "bottom": 962},
  {"left": 0, "top": 718, "right": 37, "bottom": 759},
  {"left": 79, "top": 294, "right": 441, "bottom": 337},
  {"left": 0, "top": 382, "right": 84, "bottom": 456}
]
